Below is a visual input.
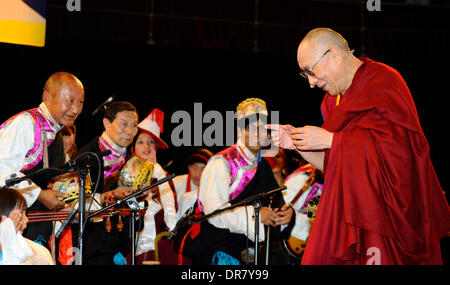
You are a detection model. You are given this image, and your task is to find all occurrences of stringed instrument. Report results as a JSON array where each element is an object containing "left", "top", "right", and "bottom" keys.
[
  {"left": 26, "top": 207, "right": 146, "bottom": 224},
  {"left": 281, "top": 168, "right": 318, "bottom": 259},
  {"left": 281, "top": 236, "right": 307, "bottom": 258},
  {"left": 29, "top": 156, "right": 156, "bottom": 231},
  {"left": 27, "top": 186, "right": 155, "bottom": 232}
]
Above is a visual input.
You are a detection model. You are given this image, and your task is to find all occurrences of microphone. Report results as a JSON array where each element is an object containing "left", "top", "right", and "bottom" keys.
[
  {"left": 91, "top": 96, "right": 115, "bottom": 116},
  {"left": 228, "top": 186, "right": 286, "bottom": 206},
  {"left": 168, "top": 206, "right": 196, "bottom": 240},
  {"left": 4, "top": 151, "right": 112, "bottom": 187},
  {"left": 55, "top": 207, "right": 78, "bottom": 239},
  {"left": 4, "top": 168, "right": 64, "bottom": 187},
  {"left": 162, "top": 160, "right": 173, "bottom": 170}
]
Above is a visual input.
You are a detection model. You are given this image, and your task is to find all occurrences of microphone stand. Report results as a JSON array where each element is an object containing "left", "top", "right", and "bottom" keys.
[
  {"left": 4, "top": 152, "right": 115, "bottom": 265},
  {"left": 130, "top": 205, "right": 136, "bottom": 265},
  {"left": 253, "top": 199, "right": 262, "bottom": 265},
  {"left": 171, "top": 185, "right": 286, "bottom": 264},
  {"left": 264, "top": 196, "right": 273, "bottom": 265},
  {"left": 55, "top": 151, "right": 110, "bottom": 265},
  {"left": 77, "top": 164, "right": 89, "bottom": 265},
  {"left": 124, "top": 196, "right": 147, "bottom": 265},
  {"left": 86, "top": 174, "right": 175, "bottom": 265}
]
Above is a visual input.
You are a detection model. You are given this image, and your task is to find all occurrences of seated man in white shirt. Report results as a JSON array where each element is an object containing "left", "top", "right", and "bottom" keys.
[
  {"left": 172, "top": 148, "right": 213, "bottom": 221},
  {"left": 176, "top": 98, "right": 294, "bottom": 265},
  {"left": 72, "top": 101, "right": 138, "bottom": 265},
  {"left": 281, "top": 164, "right": 323, "bottom": 264}
]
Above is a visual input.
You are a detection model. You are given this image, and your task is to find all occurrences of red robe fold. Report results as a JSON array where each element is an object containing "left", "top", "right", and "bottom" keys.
[{"left": 301, "top": 58, "right": 450, "bottom": 265}]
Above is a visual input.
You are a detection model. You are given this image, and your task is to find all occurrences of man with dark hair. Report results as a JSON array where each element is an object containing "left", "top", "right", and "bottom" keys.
[
  {"left": 0, "top": 71, "right": 84, "bottom": 249},
  {"left": 173, "top": 148, "right": 214, "bottom": 220},
  {"left": 0, "top": 188, "right": 54, "bottom": 265},
  {"left": 73, "top": 101, "right": 139, "bottom": 265}
]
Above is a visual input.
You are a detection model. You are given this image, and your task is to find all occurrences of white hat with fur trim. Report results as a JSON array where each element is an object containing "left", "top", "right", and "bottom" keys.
[{"left": 137, "top": 108, "right": 169, "bottom": 149}]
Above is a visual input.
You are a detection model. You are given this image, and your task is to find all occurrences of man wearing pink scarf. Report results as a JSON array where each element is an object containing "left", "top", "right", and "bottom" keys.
[
  {"left": 0, "top": 72, "right": 84, "bottom": 250},
  {"left": 181, "top": 98, "right": 294, "bottom": 265}
]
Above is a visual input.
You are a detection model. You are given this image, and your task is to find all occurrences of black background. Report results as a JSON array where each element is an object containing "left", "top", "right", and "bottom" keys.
[{"left": 1, "top": 0, "right": 448, "bottom": 191}]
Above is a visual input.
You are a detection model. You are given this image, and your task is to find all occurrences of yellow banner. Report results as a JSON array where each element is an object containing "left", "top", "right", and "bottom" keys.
[{"left": 0, "top": 0, "right": 46, "bottom": 47}]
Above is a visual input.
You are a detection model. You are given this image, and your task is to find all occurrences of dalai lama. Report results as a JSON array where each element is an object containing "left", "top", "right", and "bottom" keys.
[{"left": 267, "top": 28, "right": 450, "bottom": 265}]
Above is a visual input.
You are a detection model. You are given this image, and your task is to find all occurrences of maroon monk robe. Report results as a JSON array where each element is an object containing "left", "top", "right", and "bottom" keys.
[{"left": 301, "top": 58, "right": 450, "bottom": 265}]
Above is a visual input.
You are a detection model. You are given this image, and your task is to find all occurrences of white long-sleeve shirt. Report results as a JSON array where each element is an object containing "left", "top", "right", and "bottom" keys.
[
  {"left": 0, "top": 103, "right": 62, "bottom": 207},
  {"left": 0, "top": 217, "right": 54, "bottom": 265},
  {"left": 171, "top": 174, "right": 198, "bottom": 220},
  {"left": 136, "top": 162, "right": 177, "bottom": 254},
  {"left": 198, "top": 140, "right": 265, "bottom": 242},
  {"left": 282, "top": 169, "right": 322, "bottom": 241}
]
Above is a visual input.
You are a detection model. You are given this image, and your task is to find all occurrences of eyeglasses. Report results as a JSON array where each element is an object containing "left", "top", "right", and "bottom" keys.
[{"left": 299, "top": 49, "right": 331, "bottom": 79}]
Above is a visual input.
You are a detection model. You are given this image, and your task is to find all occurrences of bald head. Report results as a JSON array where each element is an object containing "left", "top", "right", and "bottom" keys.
[
  {"left": 301, "top": 28, "right": 350, "bottom": 52},
  {"left": 43, "top": 72, "right": 83, "bottom": 99},
  {"left": 43, "top": 72, "right": 85, "bottom": 126},
  {"left": 298, "top": 28, "right": 350, "bottom": 67},
  {"left": 297, "top": 28, "right": 361, "bottom": 96}
]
